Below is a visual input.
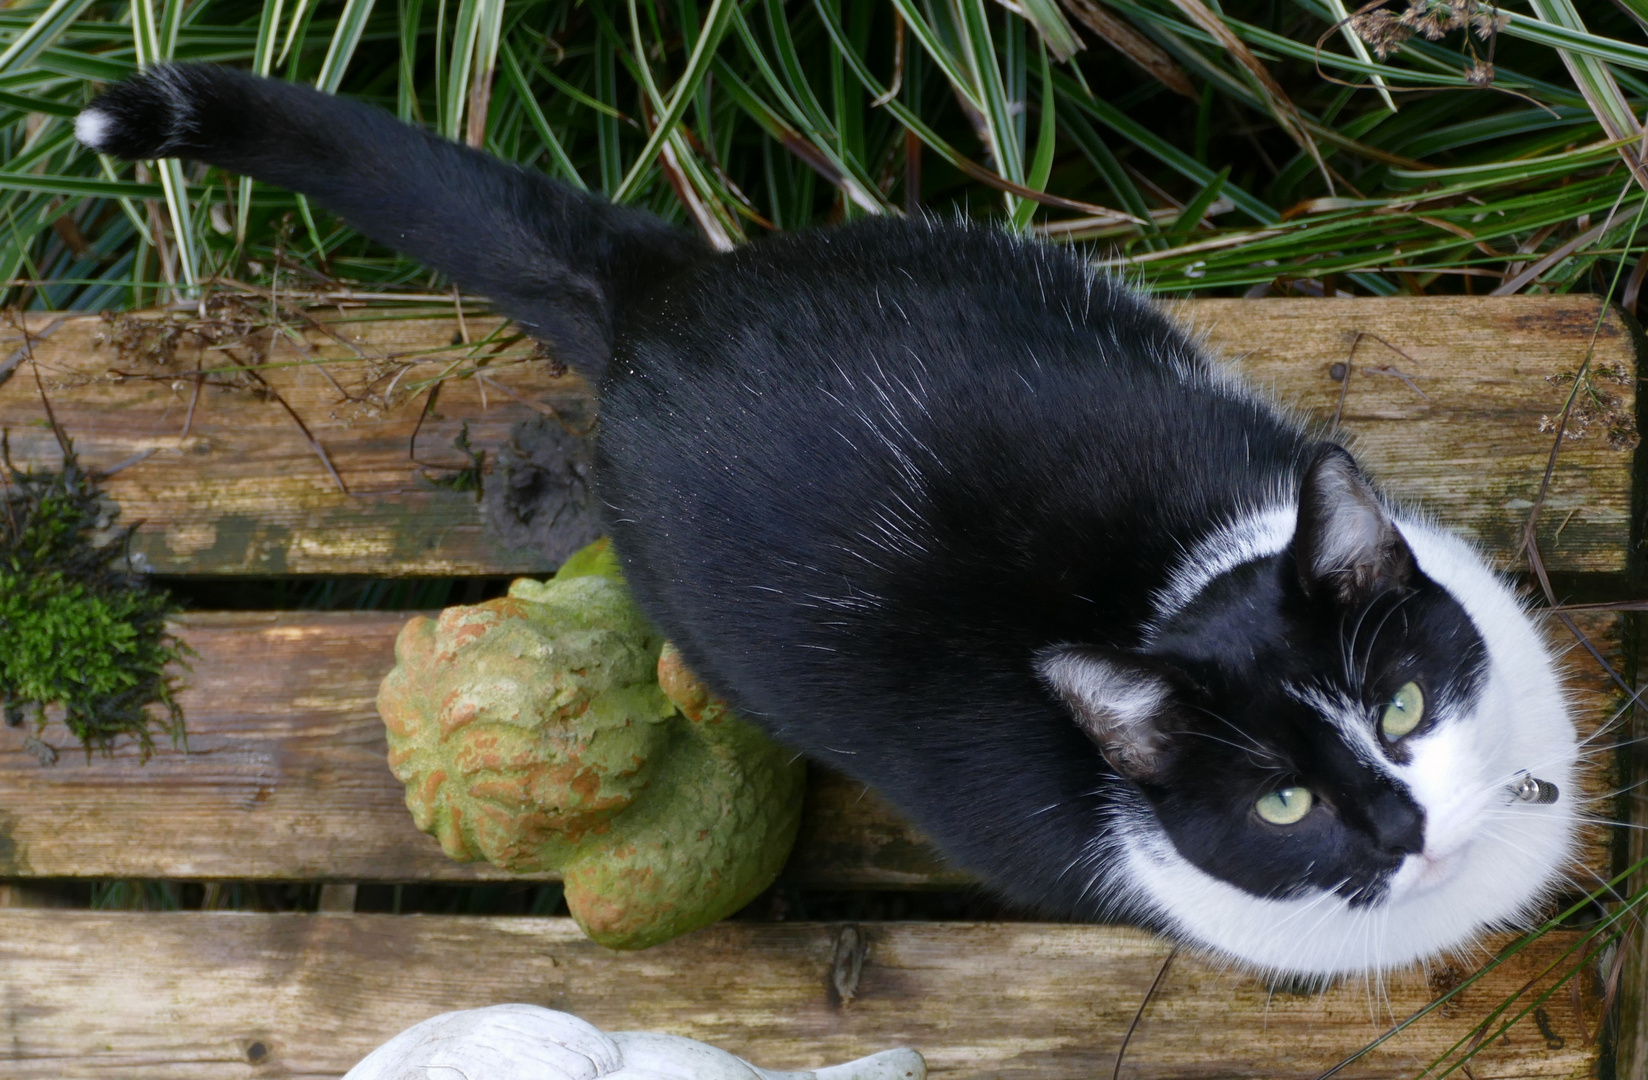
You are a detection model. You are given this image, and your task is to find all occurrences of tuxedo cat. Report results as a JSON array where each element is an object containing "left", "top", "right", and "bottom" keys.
[{"left": 77, "top": 65, "right": 1579, "bottom": 978}]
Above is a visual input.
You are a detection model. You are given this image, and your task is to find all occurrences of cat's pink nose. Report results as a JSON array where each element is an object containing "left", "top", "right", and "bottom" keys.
[{"left": 1415, "top": 850, "right": 1459, "bottom": 888}]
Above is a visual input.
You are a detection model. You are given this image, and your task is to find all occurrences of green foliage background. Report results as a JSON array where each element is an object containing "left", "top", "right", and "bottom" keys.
[{"left": 5, "top": 0, "right": 1648, "bottom": 310}]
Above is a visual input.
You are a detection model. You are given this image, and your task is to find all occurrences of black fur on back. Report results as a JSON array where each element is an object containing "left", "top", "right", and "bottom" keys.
[{"left": 597, "top": 221, "right": 1313, "bottom": 916}]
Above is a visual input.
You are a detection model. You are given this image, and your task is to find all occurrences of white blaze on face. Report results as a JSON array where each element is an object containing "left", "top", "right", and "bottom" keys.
[
  {"left": 1383, "top": 713, "right": 1489, "bottom": 897},
  {"left": 1379, "top": 634, "right": 1577, "bottom": 925},
  {"left": 1386, "top": 520, "right": 1578, "bottom": 901}
]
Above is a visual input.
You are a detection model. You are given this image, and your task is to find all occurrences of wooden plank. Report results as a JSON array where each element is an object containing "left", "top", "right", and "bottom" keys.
[
  {"left": 0, "top": 611, "right": 954, "bottom": 885},
  {"left": 1, "top": 307, "right": 585, "bottom": 576},
  {"left": 0, "top": 296, "right": 1636, "bottom": 575},
  {"left": 1185, "top": 297, "right": 1639, "bottom": 573},
  {"left": 0, "top": 910, "right": 1604, "bottom": 1078},
  {"left": 0, "top": 610, "right": 1620, "bottom": 888}
]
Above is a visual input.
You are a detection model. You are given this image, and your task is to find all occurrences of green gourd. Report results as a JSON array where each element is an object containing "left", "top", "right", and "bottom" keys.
[{"left": 377, "top": 539, "right": 805, "bottom": 949}]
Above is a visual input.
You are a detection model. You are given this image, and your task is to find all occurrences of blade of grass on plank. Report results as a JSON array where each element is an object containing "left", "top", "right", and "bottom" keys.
[{"left": 1320, "top": 857, "right": 1648, "bottom": 1077}]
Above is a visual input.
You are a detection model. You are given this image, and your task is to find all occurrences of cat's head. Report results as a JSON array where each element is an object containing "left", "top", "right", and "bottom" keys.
[{"left": 1038, "top": 444, "right": 1579, "bottom": 977}]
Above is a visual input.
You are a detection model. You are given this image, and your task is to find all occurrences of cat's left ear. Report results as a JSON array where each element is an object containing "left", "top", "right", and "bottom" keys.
[
  {"left": 1293, "top": 443, "right": 1415, "bottom": 606},
  {"left": 1036, "top": 646, "right": 1175, "bottom": 784}
]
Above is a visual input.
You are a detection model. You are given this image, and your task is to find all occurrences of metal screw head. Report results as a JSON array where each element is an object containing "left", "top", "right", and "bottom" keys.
[{"left": 1513, "top": 773, "right": 1559, "bottom": 805}]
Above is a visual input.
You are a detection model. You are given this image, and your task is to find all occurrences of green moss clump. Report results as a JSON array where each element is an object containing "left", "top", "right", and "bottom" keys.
[{"left": 0, "top": 434, "right": 188, "bottom": 760}]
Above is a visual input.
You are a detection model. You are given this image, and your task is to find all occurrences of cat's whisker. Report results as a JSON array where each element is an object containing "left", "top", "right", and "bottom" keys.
[
  {"left": 1556, "top": 862, "right": 1632, "bottom": 908},
  {"left": 1558, "top": 814, "right": 1648, "bottom": 832},
  {"left": 1336, "top": 606, "right": 1367, "bottom": 687},
  {"left": 1341, "top": 611, "right": 1370, "bottom": 690},
  {"left": 1179, "top": 705, "right": 1288, "bottom": 768},
  {"left": 1354, "top": 592, "right": 1413, "bottom": 694},
  {"left": 1570, "top": 773, "right": 1648, "bottom": 801},
  {"left": 1568, "top": 729, "right": 1648, "bottom": 755},
  {"left": 1372, "top": 906, "right": 1399, "bottom": 1023},
  {"left": 1289, "top": 882, "right": 1360, "bottom": 950},
  {"left": 1270, "top": 885, "right": 1344, "bottom": 934},
  {"left": 1568, "top": 708, "right": 1637, "bottom": 753}
]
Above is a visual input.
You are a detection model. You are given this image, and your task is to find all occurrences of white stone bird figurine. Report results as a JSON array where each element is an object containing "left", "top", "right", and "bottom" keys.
[{"left": 343, "top": 1004, "right": 926, "bottom": 1080}]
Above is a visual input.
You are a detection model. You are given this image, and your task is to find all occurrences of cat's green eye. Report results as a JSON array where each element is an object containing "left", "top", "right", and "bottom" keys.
[
  {"left": 1381, "top": 682, "right": 1425, "bottom": 740},
  {"left": 1255, "top": 787, "right": 1314, "bottom": 825}
]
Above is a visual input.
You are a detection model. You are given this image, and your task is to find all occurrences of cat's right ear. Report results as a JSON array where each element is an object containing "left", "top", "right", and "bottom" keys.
[
  {"left": 1293, "top": 442, "right": 1415, "bottom": 606},
  {"left": 1035, "top": 646, "right": 1175, "bottom": 783}
]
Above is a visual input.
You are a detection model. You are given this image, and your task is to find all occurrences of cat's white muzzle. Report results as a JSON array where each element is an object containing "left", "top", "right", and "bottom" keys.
[{"left": 1389, "top": 848, "right": 1463, "bottom": 897}]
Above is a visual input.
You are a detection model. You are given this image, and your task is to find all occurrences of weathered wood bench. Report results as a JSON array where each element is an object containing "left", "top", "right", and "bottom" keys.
[{"left": 0, "top": 296, "right": 1640, "bottom": 1078}]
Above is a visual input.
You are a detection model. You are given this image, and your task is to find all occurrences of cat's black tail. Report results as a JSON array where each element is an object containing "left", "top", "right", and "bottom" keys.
[{"left": 77, "top": 64, "right": 708, "bottom": 379}]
